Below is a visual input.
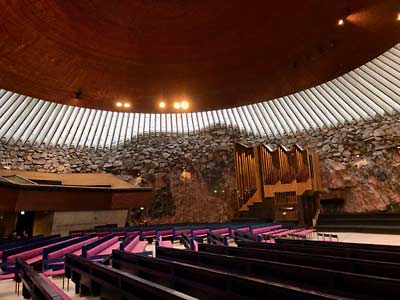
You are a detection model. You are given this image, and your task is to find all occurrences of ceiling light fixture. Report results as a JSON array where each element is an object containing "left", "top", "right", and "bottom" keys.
[
  {"left": 397, "top": 13, "right": 400, "bottom": 21},
  {"left": 123, "top": 103, "right": 130, "bottom": 108},
  {"left": 173, "top": 102, "right": 181, "bottom": 109},
  {"left": 116, "top": 102, "right": 122, "bottom": 107},
  {"left": 337, "top": 19, "right": 344, "bottom": 26},
  {"left": 159, "top": 101, "right": 166, "bottom": 109},
  {"left": 181, "top": 101, "right": 189, "bottom": 110}
]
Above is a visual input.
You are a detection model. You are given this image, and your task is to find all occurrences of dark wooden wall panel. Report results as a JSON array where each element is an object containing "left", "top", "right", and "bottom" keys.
[
  {"left": 111, "top": 191, "right": 153, "bottom": 210},
  {"left": 15, "top": 190, "right": 111, "bottom": 211},
  {"left": 0, "top": 186, "right": 17, "bottom": 211}
]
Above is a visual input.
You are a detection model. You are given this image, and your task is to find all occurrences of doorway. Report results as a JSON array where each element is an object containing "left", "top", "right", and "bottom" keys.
[{"left": 16, "top": 211, "right": 34, "bottom": 237}]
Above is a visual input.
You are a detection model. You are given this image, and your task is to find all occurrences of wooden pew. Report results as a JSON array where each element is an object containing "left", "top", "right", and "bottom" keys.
[
  {"left": 155, "top": 246, "right": 399, "bottom": 300},
  {"left": 15, "top": 257, "right": 71, "bottom": 300},
  {"left": 239, "top": 239, "right": 400, "bottom": 263},
  {"left": 181, "top": 233, "right": 192, "bottom": 249},
  {"left": 207, "top": 230, "right": 228, "bottom": 246},
  {"left": 211, "top": 227, "right": 230, "bottom": 236},
  {"left": 199, "top": 243, "right": 400, "bottom": 279},
  {"left": 2, "top": 235, "right": 75, "bottom": 272},
  {"left": 111, "top": 250, "right": 346, "bottom": 300},
  {"left": 276, "top": 238, "right": 400, "bottom": 253},
  {"left": 0, "top": 235, "right": 46, "bottom": 257},
  {"left": 42, "top": 234, "right": 97, "bottom": 271},
  {"left": 82, "top": 233, "right": 119, "bottom": 260},
  {"left": 233, "top": 229, "right": 259, "bottom": 242},
  {"left": 120, "top": 233, "right": 149, "bottom": 254},
  {"left": 64, "top": 254, "right": 196, "bottom": 300}
]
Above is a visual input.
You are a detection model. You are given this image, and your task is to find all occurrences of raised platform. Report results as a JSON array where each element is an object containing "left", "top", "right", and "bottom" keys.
[{"left": 316, "top": 213, "right": 400, "bottom": 234}]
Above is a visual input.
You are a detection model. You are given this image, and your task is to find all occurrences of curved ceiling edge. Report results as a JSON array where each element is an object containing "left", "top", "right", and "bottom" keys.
[{"left": 0, "top": 43, "right": 399, "bottom": 149}]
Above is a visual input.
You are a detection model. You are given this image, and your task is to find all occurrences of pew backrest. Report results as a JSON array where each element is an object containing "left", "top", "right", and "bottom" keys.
[
  {"left": 65, "top": 254, "right": 197, "bottom": 300},
  {"left": 16, "top": 257, "right": 71, "bottom": 300},
  {"left": 155, "top": 246, "right": 400, "bottom": 300},
  {"left": 82, "top": 233, "right": 117, "bottom": 258},
  {"left": 44, "top": 234, "right": 97, "bottom": 261},
  {"left": 201, "top": 243, "right": 400, "bottom": 279},
  {"left": 271, "top": 240, "right": 400, "bottom": 263},
  {"left": 276, "top": 238, "right": 400, "bottom": 252},
  {"left": 111, "top": 250, "right": 347, "bottom": 300},
  {"left": 207, "top": 231, "right": 228, "bottom": 246}
]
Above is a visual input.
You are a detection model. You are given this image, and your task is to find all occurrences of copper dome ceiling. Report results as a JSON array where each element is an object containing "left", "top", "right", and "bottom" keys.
[{"left": 0, "top": 0, "right": 399, "bottom": 112}]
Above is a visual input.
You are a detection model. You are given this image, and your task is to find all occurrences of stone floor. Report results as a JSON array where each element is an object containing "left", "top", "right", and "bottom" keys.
[
  {"left": 1, "top": 232, "right": 400, "bottom": 300},
  {"left": 315, "top": 231, "right": 400, "bottom": 245},
  {"left": 0, "top": 276, "right": 96, "bottom": 300}
]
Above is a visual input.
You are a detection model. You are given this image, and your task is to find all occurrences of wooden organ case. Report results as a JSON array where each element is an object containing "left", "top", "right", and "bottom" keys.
[{"left": 234, "top": 143, "right": 321, "bottom": 225}]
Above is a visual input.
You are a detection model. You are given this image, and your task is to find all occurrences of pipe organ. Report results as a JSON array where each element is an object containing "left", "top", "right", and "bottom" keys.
[
  {"left": 234, "top": 143, "right": 258, "bottom": 210},
  {"left": 234, "top": 143, "right": 321, "bottom": 225},
  {"left": 260, "top": 145, "right": 279, "bottom": 185},
  {"left": 277, "top": 145, "right": 296, "bottom": 184}
]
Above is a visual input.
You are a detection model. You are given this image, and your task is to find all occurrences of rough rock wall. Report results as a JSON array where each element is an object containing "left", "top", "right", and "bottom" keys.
[
  {"left": 275, "top": 114, "right": 400, "bottom": 213},
  {"left": 0, "top": 129, "right": 250, "bottom": 224},
  {"left": 1, "top": 113, "right": 400, "bottom": 223}
]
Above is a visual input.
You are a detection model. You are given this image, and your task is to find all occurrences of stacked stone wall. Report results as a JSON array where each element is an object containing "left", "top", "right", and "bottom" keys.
[{"left": 1, "top": 113, "right": 400, "bottom": 223}]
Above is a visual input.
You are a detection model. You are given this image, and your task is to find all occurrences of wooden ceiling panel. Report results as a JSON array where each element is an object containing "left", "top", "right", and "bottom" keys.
[{"left": 0, "top": 0, "right": 398, "bottom": 112}]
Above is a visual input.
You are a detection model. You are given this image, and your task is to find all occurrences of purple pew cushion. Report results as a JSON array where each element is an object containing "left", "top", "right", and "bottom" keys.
[
  {"left": 159, "top": 240, "right": 173, "bottom": 248},
  {"left": 97, "top": 241, "right": 121, "bottom": 256},
  {"left": 212, "top": 228, "right": 229, "bottom": 235},
  {"left": 125, "top": 236, "right": 148, "bottom": 253},
  {"left": 192, "top": 229, "right": 208, "bottom": 236},
  {"left": 174, "top": 229, "right": 191, "bottom": 236},
  {"left": 252, "top": 225, "right": 282, "bottom": 235},
  {"left": 141, "top": 230, "right": 156, "bottom": 237},
  {"left": 48, "top": 237, "right": 98, "bottom": 260},
  {"left": 86, "top": 236, "right": 118, "bottom": 258},
  {"left": 158, "top": 229, "right": 173, "bottom": 237}
]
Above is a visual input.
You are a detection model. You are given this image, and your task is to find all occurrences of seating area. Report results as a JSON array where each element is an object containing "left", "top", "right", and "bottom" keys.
[
  {"left": 64, "top": 230, "right": 398, "bottom": 300},
  {"left": 1, "top": 235, "right": 81, "bottom": 274},
  {"left": 0, "top": 221, "right": 399, "bottom": 299}
]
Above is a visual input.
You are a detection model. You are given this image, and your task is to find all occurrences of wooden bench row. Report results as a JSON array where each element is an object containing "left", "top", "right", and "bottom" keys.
[
  {"left": 275, "top": 238, "right": 400, "bottom": 253},
  {"left": 65, "top": 253, "right": 196, "bottom": 300},
  {"left": 156, "top": 246, "right": 399, "bottom": 300},
  {"left": 200, "top": 243, "right": 400, "bottom": 279},
  {"left": 111, "top": 250, "right": 345, "bottom": 300},
  {"left": 238, "top": 239, "right": 400, "bottom": 263},
  {"left": 15, "top": 257, "right": 71, "bottom": 300}
]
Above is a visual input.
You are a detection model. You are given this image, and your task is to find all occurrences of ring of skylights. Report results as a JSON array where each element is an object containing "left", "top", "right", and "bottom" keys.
[{"left": 0, "top": 44, "right": 399, "bottom": 149}]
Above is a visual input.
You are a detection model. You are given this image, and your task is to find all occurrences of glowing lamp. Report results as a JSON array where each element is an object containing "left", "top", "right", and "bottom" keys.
[{"left": 181, "top": 101, "right": 189, "bottom": 110}]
